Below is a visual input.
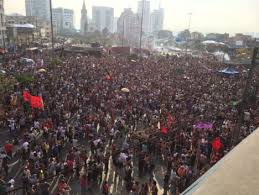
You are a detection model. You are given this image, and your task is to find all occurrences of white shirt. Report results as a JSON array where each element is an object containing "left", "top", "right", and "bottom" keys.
[{"left": 22, "top": 142, "right": 29, "bottom": 150}]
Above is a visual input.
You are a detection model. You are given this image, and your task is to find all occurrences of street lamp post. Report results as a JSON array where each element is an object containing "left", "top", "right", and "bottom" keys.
[
  {"left": 188, "top": 13, "right": 192, "bottom": 32},
  {"left": 122, "top": 16, "right": 125, "bottom": 47},
  {"left": 49, "top": 0, "right": 54, "bottom": 52},
  {"left": 1, "top": 13, "right": 5, "bottom": 54},
  {"left": 185, "top": 13, "right": 192, "bottom": 55},
  {"left": 139, "top": 0, "right": 144, "bottom": 58}
]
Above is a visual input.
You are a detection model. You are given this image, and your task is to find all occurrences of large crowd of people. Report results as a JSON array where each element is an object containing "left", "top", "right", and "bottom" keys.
[{"left": 0, "top": 51, "right": 258, "bottom": 195}]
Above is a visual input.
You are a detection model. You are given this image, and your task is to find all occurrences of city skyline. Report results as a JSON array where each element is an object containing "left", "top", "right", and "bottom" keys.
[{"left": 4, "top": 0, "right": 259, "bottom": 35}]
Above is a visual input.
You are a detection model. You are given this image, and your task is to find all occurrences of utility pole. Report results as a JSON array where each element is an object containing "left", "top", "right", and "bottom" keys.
[
  {"left": 231, "top": 47, "right": 258, "bottom": 147},
  {"left": 49, "top": 0, "right": 54, "bottom": 52},
  {"left": 139, "top": 0, "right": 144, "bottom": 58}
]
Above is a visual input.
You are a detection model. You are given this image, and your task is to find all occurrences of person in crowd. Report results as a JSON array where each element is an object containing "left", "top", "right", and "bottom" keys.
[{"left": 0, "top": 52, "right": 257, "bottom": 195}]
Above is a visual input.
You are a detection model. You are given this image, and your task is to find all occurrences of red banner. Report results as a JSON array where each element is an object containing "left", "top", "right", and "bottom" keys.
[
  {"left": 30, "top": 96, "right": 44, "bottom": 109},
  {"left": 23, "top": 91, "right": 31, "bottom": 102}
]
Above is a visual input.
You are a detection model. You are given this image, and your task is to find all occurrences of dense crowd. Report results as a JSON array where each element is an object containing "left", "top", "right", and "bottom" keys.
[{"left": 0, "top": 52, "right": 258, "bottom": 195}]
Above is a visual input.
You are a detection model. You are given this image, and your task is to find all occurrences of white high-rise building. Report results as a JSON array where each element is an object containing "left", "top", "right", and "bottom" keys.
[
  {"left": 52, "top": 8, "right": 63, "bottom": 34},
  {"left": 92, "top": 6, "right": 114, "bottom": 33},
  {"left": 150, "top": 8, "right": 164, "bottom": 33},
  {"left": 117, "top": 8, "right": 141, "bottom": 47},
  {"left": 52, "top": 8, "right": 74, "bottom": 34},
  {"left": 63, "top": 9, "right": 74, "bottom": 30},
  {"left": 80, "top": 0, "right": 88, "bottom": 35},
  {"left": 25, "top": 0, "right": 50, "bottom": 22},
  {"left": 0, "top": 0, "right": 6, "bottom": 48},
  {"left": 113, "top": 17, "right": 118, "bottom": 33},
  {"left": 137, "top": 0, "right": 150, "bottom": 34}
]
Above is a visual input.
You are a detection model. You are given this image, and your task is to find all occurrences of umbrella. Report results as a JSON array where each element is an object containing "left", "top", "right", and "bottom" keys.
[
  {"left": 121, "top": 88, "right": 130, "bottom": 93},
  {"left": 37, "top": 69, "right": 47, "bottom": 73}
]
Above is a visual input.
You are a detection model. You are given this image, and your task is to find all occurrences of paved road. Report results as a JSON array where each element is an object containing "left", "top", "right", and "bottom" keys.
[{"left": 2, "top": 121, "right": 168, "bottom": 195}]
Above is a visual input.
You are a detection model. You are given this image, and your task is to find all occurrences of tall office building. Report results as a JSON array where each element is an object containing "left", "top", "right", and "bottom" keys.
[
  {"left": 150, "top": 8, "right": 164, "bottom": 33},
  {"left": 137, "top": 0, "right": 150, "bottom": 34},
  {"left": 80, "top": 0, "right": 88, "bottom": 35},
  {"left": 52, "top": 8, "right": 74, "bottom": 34},
  {"left": 92, "top": 6, "right": 114, "bottom": 33},
  {"left": 117, "top": 8, "right": 141, "bottom": 47},
  {"left": 0, "top": 0, "right": 6, "bottom": 48},
  {"left": 63, "top": 9, "right": 74, "bottom": 30},
  {"left": 25, "top": 0, "right": 50, "bottom": 22},
  {"left": 52, "top": 8, "right": 63, "bottom": 34},
  {"left": 113, "top": 17, "right": 118, "bottom": 33}
]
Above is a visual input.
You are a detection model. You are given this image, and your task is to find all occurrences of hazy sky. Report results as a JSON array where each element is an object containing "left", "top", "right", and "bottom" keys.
[{"left": 4, "top": 0, "right": 259, "bottom": 34}]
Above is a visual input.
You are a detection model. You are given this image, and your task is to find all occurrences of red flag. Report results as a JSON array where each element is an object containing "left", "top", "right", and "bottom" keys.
[
  {"left": 161, "top": 126, "right": 168, "bottom": 135},
  {"left": 211, "top": 137, "right": 223, "bottom": 151},
  {"left": 30, "top": 96, "right": 44, "bottom": 109},
  {"left": 23, "top": 91, "right": 31, "bottom": 102},
  {"left": 167, "top": 113, "right": 174, "bottom": 126}
]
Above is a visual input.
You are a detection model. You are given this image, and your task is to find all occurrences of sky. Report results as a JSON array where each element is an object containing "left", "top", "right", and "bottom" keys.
[{"left": 4, "top": 0, "right": 259, "bottom": 34}]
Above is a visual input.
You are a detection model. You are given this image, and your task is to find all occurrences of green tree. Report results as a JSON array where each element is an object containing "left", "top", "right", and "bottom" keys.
[
  {"left": 15, "top": 74, "right": 34, "bottom": 86},
  {"left": 178, "top": 29, "right": 191, "bottom": 42},
  {"left": 157, "top": 30, "right": 173, "bottom": 39},
  {"left": 0, "top": 75, "right": 17, "bottom": 93}
]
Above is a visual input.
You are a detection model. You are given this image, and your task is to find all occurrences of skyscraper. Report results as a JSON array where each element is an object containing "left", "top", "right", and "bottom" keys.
[
  {"left": 117, "top": 8, "right": 141, "bottom": 47},
  {"left": 137, "top": 0, "right": 150, "bottom": 34},
  {"left": 52, "top": 8, "right": 63, "bottom": 34},
  {"left": 113, "top": 17, "right": 118, "bottom": 33},
  {"left": 92, "top": 6, "right": 114, "bottom": 33},
  {"left": 80, "top": 0, "right": 88, "bottom": 35},
  {"left": 52, "top": 8, "right": 74, "bottom": 34},
  {"left": 63, "top": 9, "right": 74, "bottom": 30},
  {"left": 25, "top": 0, "right": 50, "bottom": 21},
  {"left": 150, "top": 8, "right": 164, "bottom": 33}
]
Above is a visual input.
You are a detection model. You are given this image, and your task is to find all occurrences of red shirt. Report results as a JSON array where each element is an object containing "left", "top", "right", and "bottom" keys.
[
  {"left": 67, "top": 160, "right": 73, "bottom": 171},
  {"left": 4, "top": 143, "right": 13, "bottom": 153},
  {"left": 80, "top": 178, "right": 88, "bottom": 187}
]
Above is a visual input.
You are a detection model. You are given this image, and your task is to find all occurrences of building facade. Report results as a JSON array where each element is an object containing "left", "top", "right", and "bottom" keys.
[
  {"left": 6, "top": 15, "right": 39, "bottom": 26},
  {"left": 52, "top": 8, "right": 63, "bottom": 34},
  {"left": 205, "top": 33, "right": 229, "bottom": 42},
  {"left": 63, "top": 9, "right": 74, "bottom": 30},
  {"left": 191, "top": 31, "right": 204, "bottom": 40},
  {"left": 52, "top": 8, "right": 74, "bottom": 34},
  {"left": 117, "top": 8, "right": 141, "bottom": 47},
  {"left": 80, "top": 0, "right": 88, "bottom": 36},
  {"left": 113, "top": 17, "right": 118, "bottom": 33},
  {"left": 137, "top": 0, "right": 150, "bottom": 34},
  {"left": 150, "top": 8, "right": 164, "bottom": 33},
  {"left": 0, "top": 0, "right": 6, "bottom": 48},
  {"left": 25, "top": 0, "right": 50, "bottom": 22},
  {"left": 92, "top": 6, "right": 114, "bottom": 33},
  {"left": 6, "top": 24, "right": 35, "bottom": 47},
  {"left": 6, "top": 15, "right": 55, "bottom": 41}
]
